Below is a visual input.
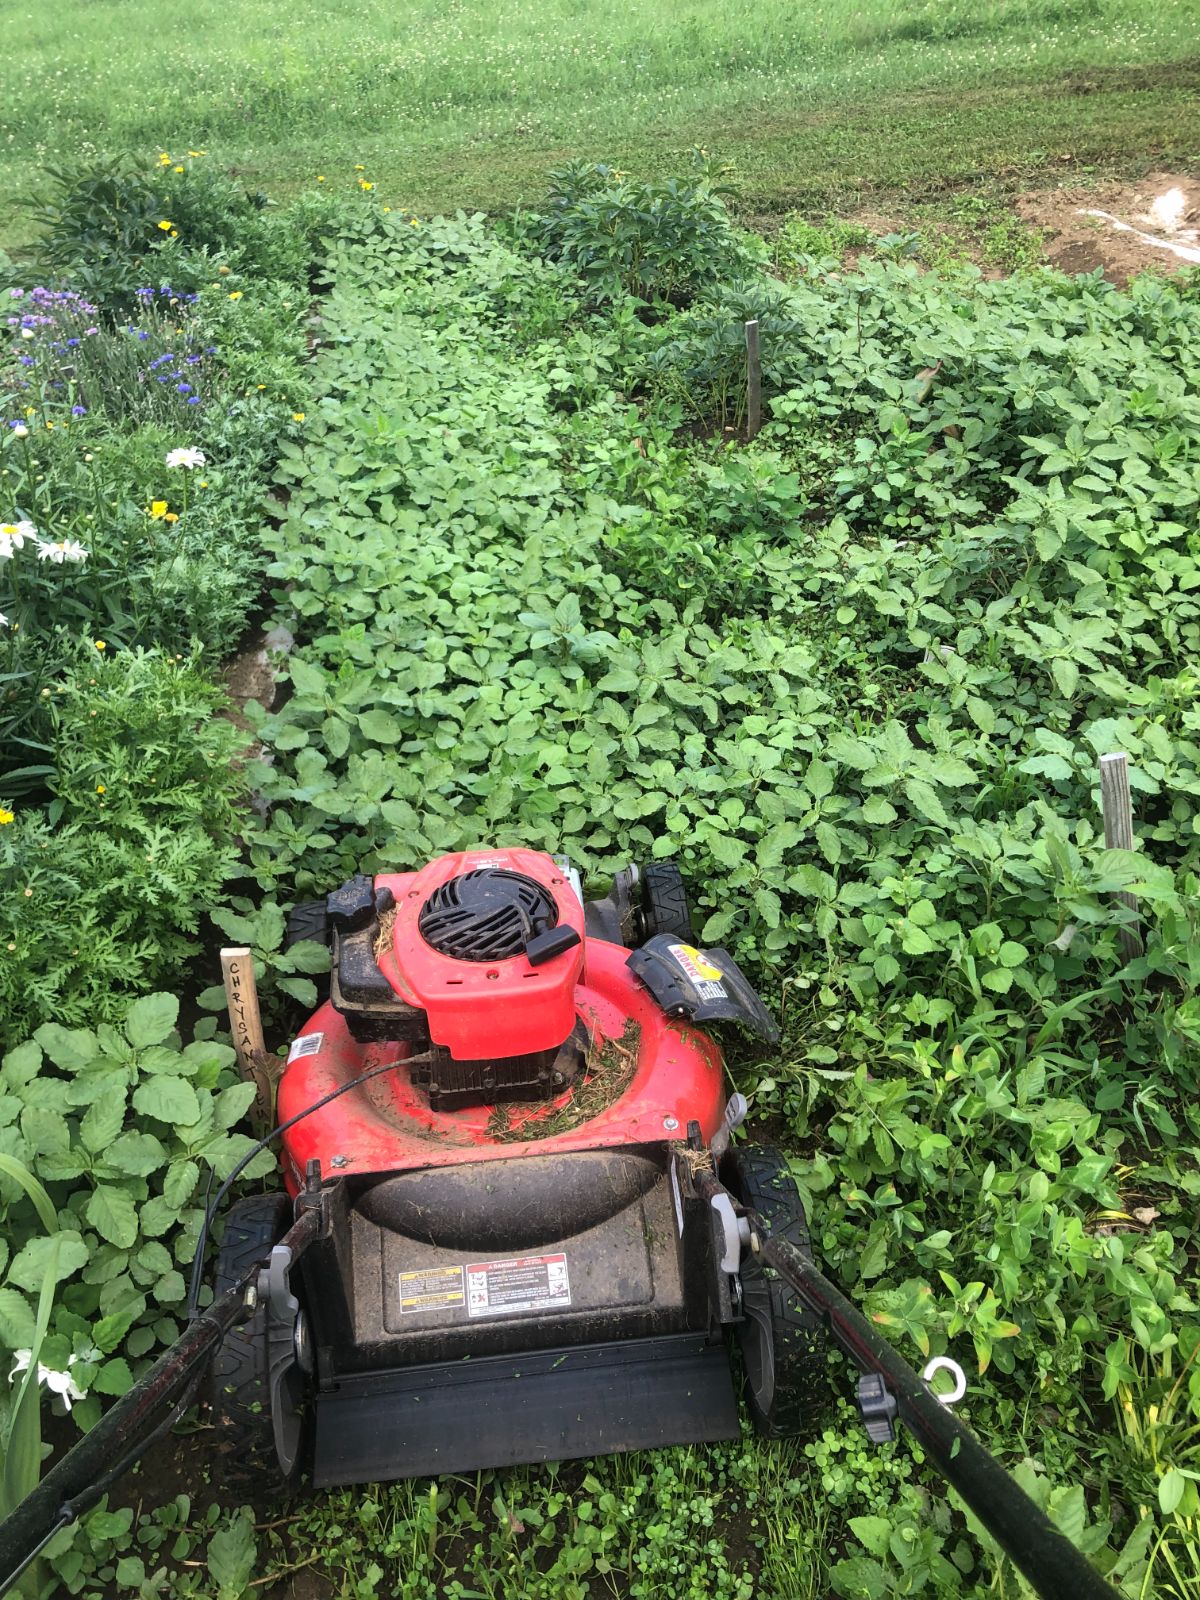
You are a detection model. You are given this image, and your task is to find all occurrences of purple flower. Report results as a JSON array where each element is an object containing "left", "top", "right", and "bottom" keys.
[
  {"left": 19, "top": 357, "right": 33, "bottom": 367},
  {"left": 9, "top": 288, "right": 23, "bottom": 299},
  {"left": 136, "top": 288, "right": 154, "bottom": 300},
  {"left": 186, "top": 354, "right": 201, "bottom": 365},
  {"left": 66, "top": 337, "right": 79, "bottom": 348},
  {"left": 176, "top": 382, "right": 191, "bottom": 394},
  {"left": 187, "top": 395, "right": 201, "bottom": 405},
  {"left": 138, "top": 331, "right": 149, "bottom": 341},
  {"left": 84, "top": 327, "right": 98, "bottom": 336},
  {"left": 72, "top": 405, "right": 86, "bottom": 416}
]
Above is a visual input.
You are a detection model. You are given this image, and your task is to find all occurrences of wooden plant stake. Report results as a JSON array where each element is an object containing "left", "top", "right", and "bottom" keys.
[
  {"left": 220, "top": 946, "right": 277, "bottom": 1134},
  {"left": 745, "top": 319, "right": 762, "bottom": 440},
  {"left": 1099, "top": 752, "right": 1144, "bottom": 961}
]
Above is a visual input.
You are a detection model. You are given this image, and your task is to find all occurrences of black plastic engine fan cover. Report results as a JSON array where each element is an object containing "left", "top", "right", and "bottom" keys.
[{"left": 418, "top": 869, "right": 558, "bottom": 961}]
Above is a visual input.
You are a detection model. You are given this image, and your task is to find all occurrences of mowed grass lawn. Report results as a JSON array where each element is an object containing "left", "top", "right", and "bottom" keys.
[{"left": 1, "top": 0, "right": 1198, "bottom": 243}]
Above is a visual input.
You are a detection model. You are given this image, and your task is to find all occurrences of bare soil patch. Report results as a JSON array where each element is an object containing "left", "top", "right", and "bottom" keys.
[{"left": 1016, "top": 170, "right": 1200, "bottom": 284}]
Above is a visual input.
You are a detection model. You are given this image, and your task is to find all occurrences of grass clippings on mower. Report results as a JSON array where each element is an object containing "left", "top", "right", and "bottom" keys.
[
  {"left": 486, "top": 1019, "right": 642, "bottom": 1142},
  {"left": 373, "top": 906, "right": 398, "bottom": 962}
]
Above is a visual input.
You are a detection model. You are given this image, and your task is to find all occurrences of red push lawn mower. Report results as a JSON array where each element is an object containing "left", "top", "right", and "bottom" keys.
[{"left": 0, "top": 850, "right": 1117, "bottom": 1600}]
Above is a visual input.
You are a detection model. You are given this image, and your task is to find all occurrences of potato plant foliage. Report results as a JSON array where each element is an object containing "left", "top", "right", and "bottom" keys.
[{"left": 240, "top": 208, "right": 1200, "bottom": 1589}]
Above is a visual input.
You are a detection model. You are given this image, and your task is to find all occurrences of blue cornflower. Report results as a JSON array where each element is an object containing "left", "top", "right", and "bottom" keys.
[
  {"left": 138, "top": 331, "right": 149, "bottom": 341},
  {"left": 72, "top": 405, "right": 86, "bottom": 416},
  {"left": 186, "top": 354, "right": 201, "bottom": 365},
  {"left": 176, "top": 382, "right": 191, "bottom": 394},
  {"left": 19, "top": 356, "right": 33, "bottom": 367},
  {"left": 66, "top": 337, "right": 80, "bottom": 348},
  {"left": 187, "top": 395, "right": 201, "bottom": 405}
]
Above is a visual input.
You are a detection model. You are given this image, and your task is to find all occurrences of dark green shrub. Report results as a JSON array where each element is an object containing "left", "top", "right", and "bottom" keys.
[
  {"left": 0, "top": 647, "right": 247, "bottom": 1040},
  {"left": 538, "top": 155, "right": 752, "bottom": 305}
]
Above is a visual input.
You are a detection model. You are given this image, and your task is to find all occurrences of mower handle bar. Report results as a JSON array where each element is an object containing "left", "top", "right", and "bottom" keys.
[{"left": 691, "top": 1167, "right": 1120, "bottom": 1600}]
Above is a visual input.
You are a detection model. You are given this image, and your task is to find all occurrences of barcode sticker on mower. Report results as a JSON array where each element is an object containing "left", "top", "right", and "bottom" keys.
[
  {"left": 398, "top": 1266, "right": 466, "bottom": 1314},
  {"left": 287, "top": 1032, "right": 324, "bottom": 1063},
  {"left": 466, "top": 1254, "right": 571, "bottom": 1318}
]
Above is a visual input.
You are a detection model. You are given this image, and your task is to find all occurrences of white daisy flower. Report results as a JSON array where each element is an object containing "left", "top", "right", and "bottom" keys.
[
  {"left": 36, "top": 538, "right": 88, "bottom": 564},
  {"left": 165, "top": 447, "right": 206, "bottom": 469},
  {"left": 0, "top": 521, "right": 34, "bottom": 560}
]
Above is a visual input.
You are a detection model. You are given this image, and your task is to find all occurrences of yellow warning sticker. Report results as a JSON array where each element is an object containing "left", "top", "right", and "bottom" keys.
[
  {"left": 398, "top": 1266, "right": 465, "bottom": 1314},
  {"left": 671, "top": 944, "right": 724, "bottom": 983}
]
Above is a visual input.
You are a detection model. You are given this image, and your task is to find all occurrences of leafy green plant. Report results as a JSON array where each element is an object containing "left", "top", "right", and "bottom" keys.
[
  {"left": 538, "top": 155, "right": 752, "bottom": 305},
  {"left": 0, "top": 993, "right": 275, "bottom": 1433},
  {"left": 0, "top": 1156, "right": 73, "bottom": 1598},
  {"left": 0, "top": 647, "right": 247, "bottom": 1036},
  {"left": 199, "top": 898, "right": 330, "bottom": 1019},
  {"left": 19, "top": 152, "right": 292, "bottom": 311}
]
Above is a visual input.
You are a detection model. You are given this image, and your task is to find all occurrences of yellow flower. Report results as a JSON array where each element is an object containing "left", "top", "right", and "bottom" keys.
[
  {"left": 150, "top": 500, "right": 168, "bottom": 518},
  {"left": 187, "top": 149, "right": 205, "bottom": 157},
  {"left": 94, "top": 640, "right": 106, "bottom": 651},
  {"left": 158, "top": 152, "right": 171, "bottom": 165},
  {"left": 292, "top": 412, "right": 306, "bottom": 422},
  {"left": 199, "top": 480, "right": 208, "bottom": 488},
  {"left": 158, "top": 220, "right": 174, "bottom": 232},
  {"left": 164, "top": 512, "right": 179, "bottom": 524},
  {"left": 174, "top": 165, "right": 184, "bottom": 173},
  {"left": 359, "top": 181, "right": 374, "bottom": 191},
  {"left": 383, "top": 206, "right": 391, "bottom": 214},
  {"left": 409, "top": 218, "right": 420, "bottom": 227},
  {"left": 96, "top": 784, "right": 106, "bottom": 795},
  {"left": 0, "top": 809, "right": 13, "bottom": 826},
  {"left": 257, "top": 384, "right": 266, "bottom": 390},
  {"left": 228, "top": 291, "right": 243, "bottom": 300},
  {"left": 354, "top": 164, "right": 365, "bottom": 171},
  {"left": 218, "top": 265, "right": 230, "bottom": 275},
  {"left": 317, "top": 175, "right": 326, "bottom": 182}
]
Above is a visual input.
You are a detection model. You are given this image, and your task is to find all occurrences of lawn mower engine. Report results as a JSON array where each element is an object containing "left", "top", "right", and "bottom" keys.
[{"left": 208, "top": 849, "right": 827, "bottom": 1492}]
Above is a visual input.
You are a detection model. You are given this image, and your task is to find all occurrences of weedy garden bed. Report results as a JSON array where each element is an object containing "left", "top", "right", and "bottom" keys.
[{"left": 1, "top": 151, "right": 1199, "bottom": 1599}]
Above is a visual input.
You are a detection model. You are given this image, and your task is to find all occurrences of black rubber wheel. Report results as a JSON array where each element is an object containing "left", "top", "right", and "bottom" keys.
[
  {"left": 285, "top": 900, "right": 329, "bottom": 949},
  {"left": 206, "top": 1193, "right": 311, "bottom": 1496},
  {"left": 639, "top": 861, "right": 694, "bottom": 942},
  {"left": 726, "top": 1144, "right": 828, "bottom": 1438}
]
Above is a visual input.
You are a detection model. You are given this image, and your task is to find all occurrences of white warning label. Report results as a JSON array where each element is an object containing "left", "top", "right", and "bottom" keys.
[
  {"left": 466, "top": 1253, "right": 571, "bottom": 1318},
  {"left": 287, "top": 1031, "right": 324, "bottom": 1063}
]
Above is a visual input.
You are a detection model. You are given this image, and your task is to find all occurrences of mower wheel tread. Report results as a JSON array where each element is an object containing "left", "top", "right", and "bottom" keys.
[
  {"left": 640, "top": 862, "right": 694, "bottom": 942},
  {"left": 728, "top": 1144, "right": 828, "bottom": 1438},
  {"left": 207, "top": 1193, "right": 304, "bottom": 1496},
  {"left": 285, "top": 899, "right": 329, "bottom": 949}
]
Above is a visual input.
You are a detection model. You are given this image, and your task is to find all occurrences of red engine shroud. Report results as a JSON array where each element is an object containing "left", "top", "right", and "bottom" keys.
[
  {"left": 277, "top": 936, "right": 727, "bottom": 1193},
  {"left": 374, "top": 849, "right": 585, "bottom": 1061}
]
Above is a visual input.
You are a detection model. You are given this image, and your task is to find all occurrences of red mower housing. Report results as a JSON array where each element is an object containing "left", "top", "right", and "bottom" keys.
[{"left": 277, "top": 849, "right": 727, "bottom": 1188}]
